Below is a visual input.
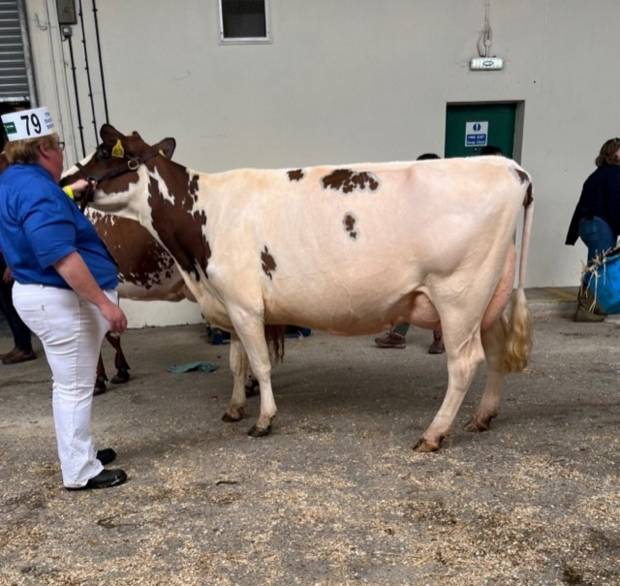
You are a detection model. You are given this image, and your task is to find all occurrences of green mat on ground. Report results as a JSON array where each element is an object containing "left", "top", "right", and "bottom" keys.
[{"left": 167, "top": 361, "right": 219, "bottom": 374}]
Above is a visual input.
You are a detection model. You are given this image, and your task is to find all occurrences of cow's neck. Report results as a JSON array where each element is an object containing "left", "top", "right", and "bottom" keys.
[{"left": 144, "top": 159, "right": 211, "bottom": 281}]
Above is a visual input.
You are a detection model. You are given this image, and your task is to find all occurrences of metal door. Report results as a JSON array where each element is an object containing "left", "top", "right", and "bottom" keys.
[{"left": 445, "top": 103, "right": 517, "bottom": 158}]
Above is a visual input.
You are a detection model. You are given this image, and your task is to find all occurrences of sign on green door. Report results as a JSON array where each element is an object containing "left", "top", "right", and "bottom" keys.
[{"left": 445, "top": 103, "right": 516, "bottom": 159}]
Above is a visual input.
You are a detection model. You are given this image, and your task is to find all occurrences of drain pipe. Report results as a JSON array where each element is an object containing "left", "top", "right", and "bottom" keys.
[
  {"left": 77, "top": 0, "right": 98, "bottom": 142},
  {"left": 91, "top": 0, "right": 109, "bottom": 124}
]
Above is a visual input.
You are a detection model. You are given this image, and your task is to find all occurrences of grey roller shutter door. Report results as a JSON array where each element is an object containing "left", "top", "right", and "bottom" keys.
[{"left": 0, "top": 0, "right": 29, "bottom": 101}]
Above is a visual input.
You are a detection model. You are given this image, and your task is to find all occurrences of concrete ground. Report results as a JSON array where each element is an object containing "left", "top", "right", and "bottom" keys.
[{"left": 0, "top": 289, "right": 618, "bottom": 585}]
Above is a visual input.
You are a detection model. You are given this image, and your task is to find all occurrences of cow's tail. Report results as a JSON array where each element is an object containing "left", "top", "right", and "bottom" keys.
[
  {"left": 503, "top": 174, "right": 534, "bottom": 373},
  {"left": 265, "top": 325, "right": 285, "bottom": 363}
]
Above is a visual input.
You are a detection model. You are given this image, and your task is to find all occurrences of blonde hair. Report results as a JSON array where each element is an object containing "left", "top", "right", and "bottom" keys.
[
  {"left": 3, "top": 133, "right": 59, "bottom": 165},
  {"left": 595, "top": 138, "right": 620, "bottom": 167}
]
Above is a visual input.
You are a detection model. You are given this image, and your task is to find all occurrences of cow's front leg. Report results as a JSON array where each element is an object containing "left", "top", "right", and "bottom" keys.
[
  {"left": 414, "top": 322, "right": 485, "bottom": 452},
  {"left": 106, "top": 332, "right": 131, "bottom": 384},
  {"left": 465, "top": 318, "right": 505, "bottom": 432},
  {"left": 222, "top": 334, "right": 248, "bottom": 422},
  {"left": 94, "top": 353, "right": 107, "bottom": 396},
  {"left": 227, "top": 310, "right": 276, "bottom": 437}
]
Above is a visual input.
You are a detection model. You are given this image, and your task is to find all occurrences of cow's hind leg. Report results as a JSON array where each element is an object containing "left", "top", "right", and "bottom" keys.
[
  {"left": 414, "top": 316, "right": 485, "bottom": 452},
  {"left": 223, "top": 334, "right": 249, "bottom": 422},
  {"left": 465, "top": 318, "right": 505, "bottom": 432},
  {"left": 227, "top": 312, "right": 277, "bottom": 437}
]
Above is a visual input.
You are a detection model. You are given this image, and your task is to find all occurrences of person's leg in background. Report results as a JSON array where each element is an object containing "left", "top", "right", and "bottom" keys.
[
  {"left": 375, "top": 323, "right": 409, "bottom": 348},
  {"left": 575, "top": 216, "right": 617, "bottom": 322},
  {"left": 580, "top": 216, "right": 616, "bottom": 264},
  {"left": 375, "top": 323, "right": 446, "bottom": 354},
  {"left": 0, "top": 253, "right": 35, "bottom": 364},
  {"left": 13, "top": 283, "right": 125, "bottom": 489}
]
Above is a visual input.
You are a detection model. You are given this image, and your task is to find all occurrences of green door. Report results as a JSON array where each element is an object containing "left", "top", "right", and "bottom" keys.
[{"left": 444, "top": 103, "right": 516, "bottom": 158}]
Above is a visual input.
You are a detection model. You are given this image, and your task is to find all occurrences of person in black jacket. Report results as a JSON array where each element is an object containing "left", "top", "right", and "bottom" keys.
[{"left": 566, "top": 138, "right": 620, "bottom": 321}]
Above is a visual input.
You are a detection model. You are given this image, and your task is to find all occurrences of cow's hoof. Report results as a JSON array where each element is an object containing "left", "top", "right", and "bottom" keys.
[
  {"left": 427, "top": 341, "right": 445, "bottom": 354},
  {"left": 247, "top": 424, "right": 271, "bottom": 438},
  {"left": 94, "top": 378, "right": 107, "bottom": 396},
  {"left": 413, "top": 437, "right": 442, "bottom": 452},
  {"left": 222, "top": 408, "right": 244, "bottom": 423},
  {"left": 111, "top": 370, "right": 130, "bottom": 385},
  {"left": 464, "top": 417, "right": 490, "bottom": 433},
  {"left": 464, "top": 413, "right": 496, "bottom": 432}
]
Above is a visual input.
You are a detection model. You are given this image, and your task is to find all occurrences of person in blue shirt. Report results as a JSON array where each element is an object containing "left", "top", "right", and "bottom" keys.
[
  {"left": 566, "top": 138, "right": 620, "bottom": 322},
  {"left": 0, "top": 107, "right": 128, "bottom": 490}
]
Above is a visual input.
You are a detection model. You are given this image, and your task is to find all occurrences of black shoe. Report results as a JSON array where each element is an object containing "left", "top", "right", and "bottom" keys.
[
  {"left": 96, "top": 448, "right": 117, "bottom": 466},
  {"left": 66, "top": 469, "right": 127, "bottom": 491},
  {"left": 0, "top": 346, "right": 18, "bottom": 360},
  {"left": 374, "top": 331, "right": 406, "bottom": 349}
]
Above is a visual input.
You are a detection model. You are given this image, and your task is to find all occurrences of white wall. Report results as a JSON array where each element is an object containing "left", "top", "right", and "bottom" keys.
[{"left": 23, "top": 0, "right": 620, "bottom": 324}]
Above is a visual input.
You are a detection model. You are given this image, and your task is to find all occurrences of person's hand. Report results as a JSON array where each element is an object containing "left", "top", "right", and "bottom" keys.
[
  {"left": 99, "top": 299, "right": 128, "bottom": 333},
  {"left": 3, "top": 266, "right": 12, "bottom": 284},
  {"left": 69, "top": 178, "right": 96, "bottom": 194}
]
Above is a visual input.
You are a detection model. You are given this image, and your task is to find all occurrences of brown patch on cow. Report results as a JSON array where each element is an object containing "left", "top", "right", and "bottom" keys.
[
  {"left": 513, "top": 168, "right": 534, "bottom": 207},
  {"left": 189, "top": 174, "right": 200, "bottom": 203},
  {"left": 147, "top": 166, "right": 211, "bottom": 281},
  {"left": 343, "top": 213, "right": 358, "bottom": 239},
  {"left": 91, "top": 213, "right": 176, "bottom": 289},
  {"left": 322, "top": 169, "right": 379, "bottom": 194},
  {"left": 261, "top": 246, "right": 276, "bottom": 280},
  {"left": 287, "top": 169, "right": 304, "bottom": 181},
  {"left": 515, "top": 169, "right": 528, "bottom": 184},
  {"left": 523, "top": 183, "right": 533, "bottom": 207}
]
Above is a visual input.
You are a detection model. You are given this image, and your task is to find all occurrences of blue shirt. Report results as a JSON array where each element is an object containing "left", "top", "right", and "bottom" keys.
[{"left": 0, "top": 163, "right": 118, "bottom": 290}]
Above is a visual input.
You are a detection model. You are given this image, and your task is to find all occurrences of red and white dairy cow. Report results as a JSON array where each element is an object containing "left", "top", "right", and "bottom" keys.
[{"left": 69, "top": 124, "right": 534, "bottom": 451}]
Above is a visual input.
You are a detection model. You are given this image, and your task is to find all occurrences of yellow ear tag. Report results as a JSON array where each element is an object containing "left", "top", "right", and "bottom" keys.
[
  {"left": 111, "top": 139, "right": 124, "bottom": 158},
  {"left": 158, "top": 148, "right": 168, "bottom": 158}
]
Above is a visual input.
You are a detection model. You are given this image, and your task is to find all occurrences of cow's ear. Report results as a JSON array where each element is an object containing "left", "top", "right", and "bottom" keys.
[
  {"left": 100, "top": 123, "right": 121, "bottom": 143},
  {"left": 154, "top": 137, "right": 176, "bottom": 159}
]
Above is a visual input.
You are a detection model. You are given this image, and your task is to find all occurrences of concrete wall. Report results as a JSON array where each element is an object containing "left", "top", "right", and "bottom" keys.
[{"left": 22, "top": 0, "right": 620, "bottom": 325}]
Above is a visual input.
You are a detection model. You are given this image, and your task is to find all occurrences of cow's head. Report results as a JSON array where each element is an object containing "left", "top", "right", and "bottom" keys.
[
  {"left": 64, "top": 124, "right": 211, "bottom": 282},
  {"left": 62, "top": 124, "right": 176, "bottom": 214}
]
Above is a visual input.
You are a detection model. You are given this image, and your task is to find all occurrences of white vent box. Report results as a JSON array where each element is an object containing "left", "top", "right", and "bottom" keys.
[{"left": 469, "top": 57, "right": 504, "bottom": 71}]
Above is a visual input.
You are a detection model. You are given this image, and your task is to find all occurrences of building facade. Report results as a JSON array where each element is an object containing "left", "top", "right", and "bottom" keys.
[{"left": 6, "top": 0, "right": 619, "bottom": 325}]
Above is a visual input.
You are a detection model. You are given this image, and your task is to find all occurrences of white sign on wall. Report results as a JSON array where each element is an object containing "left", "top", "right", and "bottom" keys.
[{"left": 465, "top": 121, "right": 488, "bottom": 147}]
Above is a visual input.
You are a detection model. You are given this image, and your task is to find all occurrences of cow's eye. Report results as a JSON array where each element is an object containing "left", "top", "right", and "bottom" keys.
[{"left": 96, "top": 145, "right": 111, "bottom": 159}]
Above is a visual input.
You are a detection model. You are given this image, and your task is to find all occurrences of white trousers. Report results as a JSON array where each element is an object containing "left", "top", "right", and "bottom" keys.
[{"left": 13, "top": 282, "right": 116, "bottom": 488}]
